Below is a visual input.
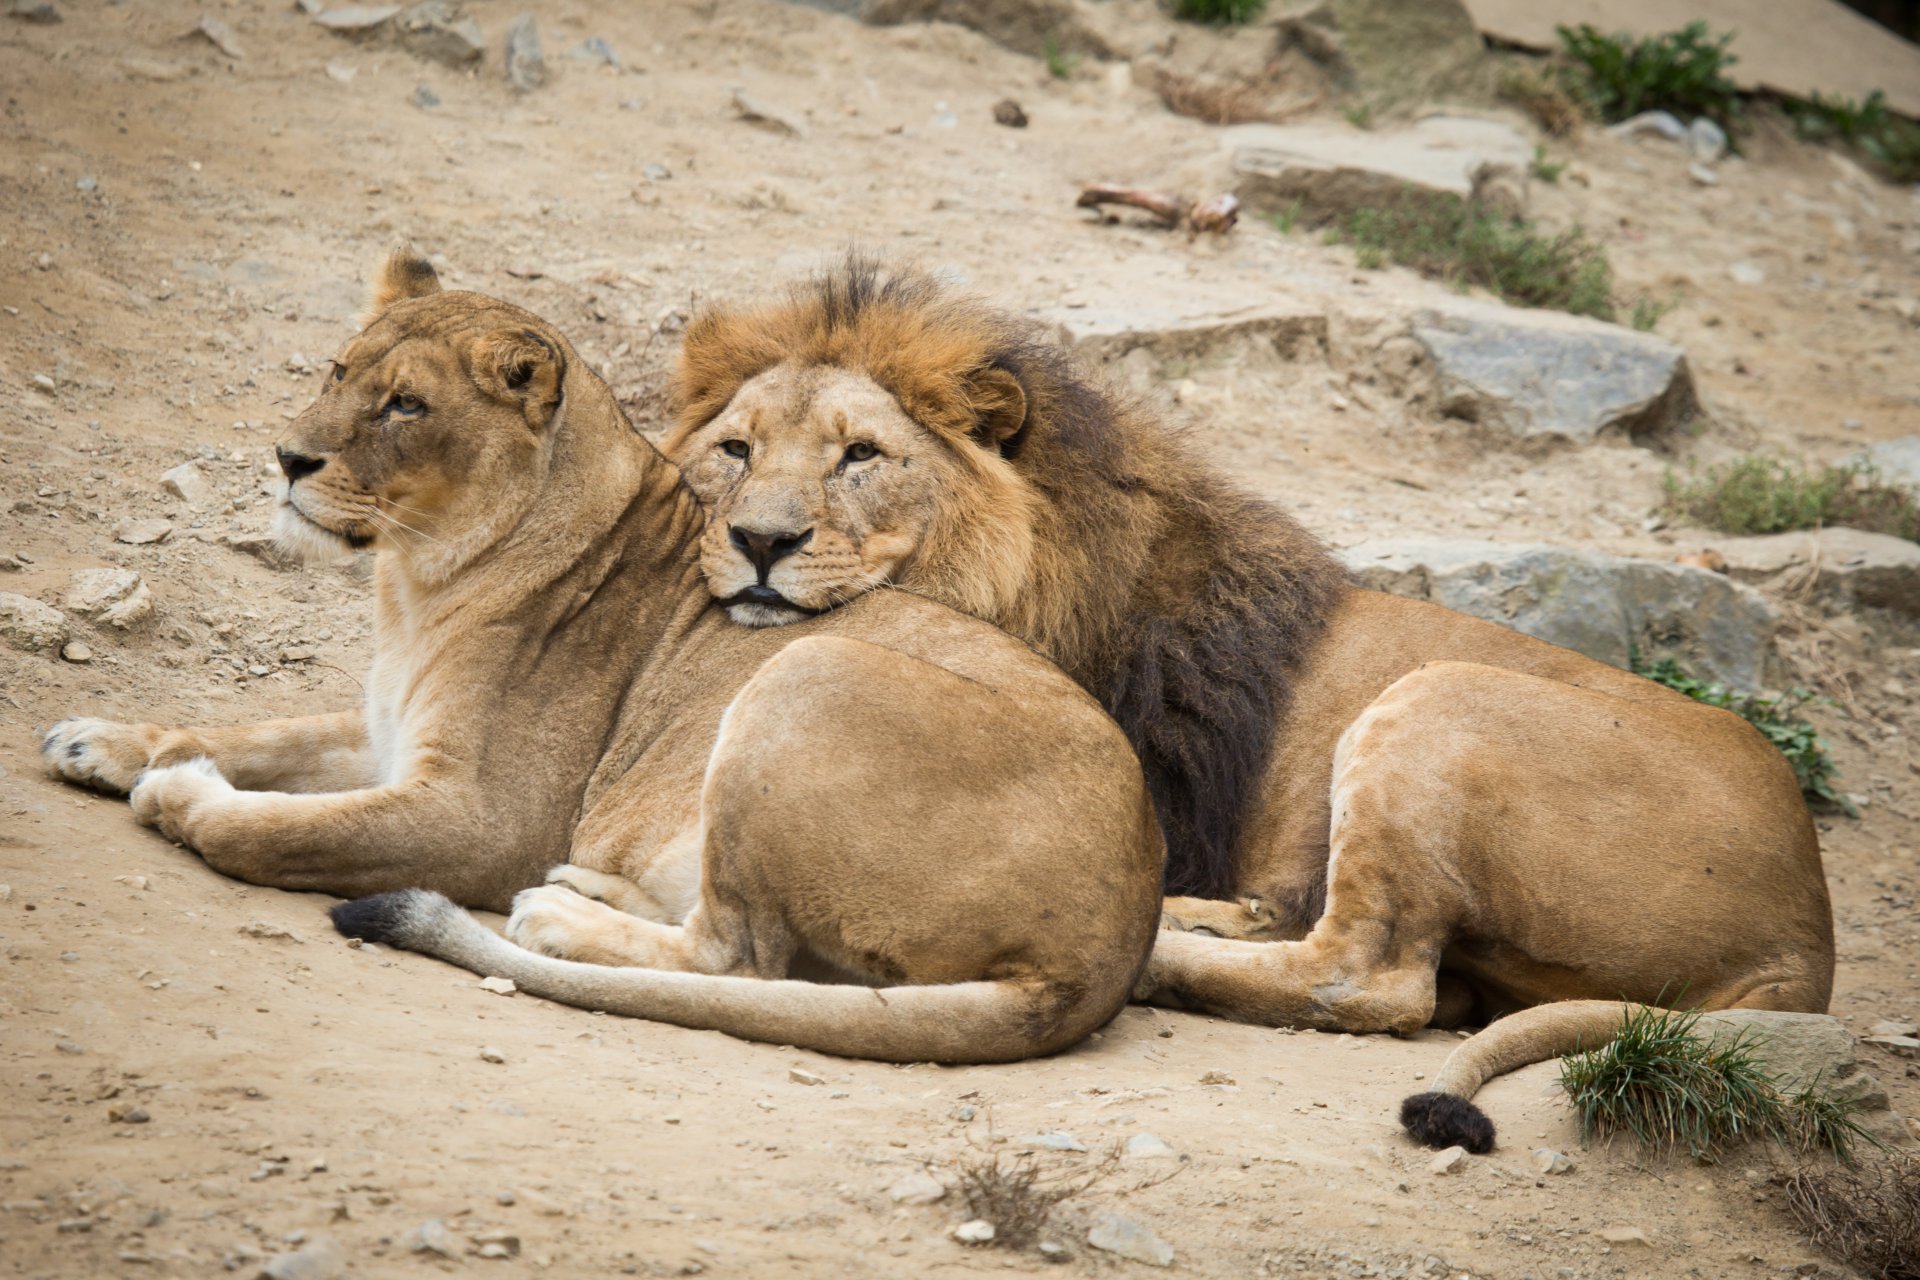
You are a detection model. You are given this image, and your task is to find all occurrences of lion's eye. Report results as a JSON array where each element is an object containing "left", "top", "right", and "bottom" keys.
[
  {"left": 843, "top": 441, "right": 878, "bottom": 463},
  {"left": 720, "top": 440, "right": 750, "bottom": 460},
  {"left": 330, "top": 362, "right": 346, "bottom": 383},
  {"left": 384, "top": 392, "right": 425, "bottom": 418}
]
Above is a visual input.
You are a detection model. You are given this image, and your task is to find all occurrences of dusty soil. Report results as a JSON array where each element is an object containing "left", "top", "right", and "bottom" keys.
[{"left": 2, "top": 2, "right": 1918, "bottom": 1277}]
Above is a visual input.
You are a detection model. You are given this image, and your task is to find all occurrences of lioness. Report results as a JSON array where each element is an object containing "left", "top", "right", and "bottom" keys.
[
  {"left": 39, "top": 252, "right": 1164, "bottom": 1063},
  {"left": 661, "top": 261, "right": 1833, "bottom": 1147}
]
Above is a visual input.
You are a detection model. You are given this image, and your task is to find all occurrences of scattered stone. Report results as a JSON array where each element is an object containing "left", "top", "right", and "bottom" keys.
[
  {"left": 732, "top": 88, "right": 806, "bottom": 138},
  {"left": 221, "top": 533, "right": 293, "bottom": 570},
  {"left": 1531, "top": 1147, "right": 1572, "bottom": 1175},
  {"left": 480, "top": 1046, "right": 506, "bottom": 1064},
  {"left": 1716, "top": 527, "right": 1920, "bottom": 619},
  {"left": 641, "top": 161, "right": 671, "bottom": 182},
  {"left": 76, "top": 175, "right": 97, "bottom": 193},
  {"left": 411, "top": 84, "right": 440, "bottom": 109},
  {"left": 160, "top": 461, "right": 212, "bottom": 504},
  {"left": 108, "top": 1104, "right": 150, "bottom": 1124},
  {"left": 258, "top": 1234, "right": 345, "bottom": 1280},
  {"left": 65, "top": 568, "right": 154, "bottom": 629},
  {"left": 397, "top": 0, "right": 483, "bottom": 67},
  {"left": 1597, "top": 1226, "right": 1651, "bottom": 1247},
  {"left": 504, "top": 13, "right": 544, "bottom": 91},
  {"left": 61, "top": 641, "right": 93, "bottom": 663},
  {"left": 1729, "top": 260, "right": 1766, "bottom": 286},
  {"left": 1086, "top": 1213, "right": 1174, "bottom": 1267},
  {"left": 31, "top": 372, "right": 55, "bottom": 393},
  {"left": 478, "top": 976, "right": 516, "bottom": 995},
  {"left": 404, "top": 1219, "right": 457, "bottom": 1257},
  {"left": 195, "top": 15, "right": 243, "bottom": 59},
  {"left": 7, "top": 0, "right": 62, "bottom": 23},
  {"left": 515, "top": 1187, "right": 567, "bottom": 1216},
  {"left": 280, "top": 647, "right": 315, "bottom": 663},
  {"left": 472, "top": 1230, "right": 520, "bottom": 1258},
  {"left": 1020, "top": 1131, "right": 1087, "bottom": 1152},
  {"left": 314, "top": 5, "right": 400, "bottom": 33},
  {"left": 1125, "top": 1133, "right": 1178, "bottom": 1161},
  {"left": 1869, "top": 1020, "right": 1919, "bottom": 1038},
  {"left": 1226, "top": 115, "right": 1532, "bottom": 223},
  {"left": 115, "top": 518, "right": 174, "bottom": 546},
  {"left": 567, "top": 35, "right": 618, "bottom": 67},
  {"left": 952, "top": 1219, "right": 995, "bottom": 1244},
  {"left": 1429, "top": 1145, "right": 1467, "bottom": 1174},
  {"left": 1607, "top": 110, "right": 1686, "bottom": 142},
  {"left": 325, "top": 62, "right": 358, "bottom": 83},
  {"left": 886, "top": 1172, "right": 946, "bottom": 1204},
  {"left": 787, "top": 1067, "right": 824, "bottom": 1086},
  {"left": 1038, "top": 1240, "right": 1067, "bottom": 1260},
  {"left": 1198, "top": 1070, "right": 1236, "bottom": 1086},
  {"left": 1343, "top": 539, "right": 1779, "bottom": 690},
  {"left": 0, "top": 592, "right": 69, "bottom": 654},
  {"left": 1698, "top": 1010, "right": 1890, "bottom": 1106},
  {"left": 1688, "top": 162, "right": 1719, "bottom": 186},
  {"left": 1688, "top": 117, "right": 1729, "bottom": 163},
  {"left": 992, "top": 98, "right": 1027, "bottom": 128},
  {"left": 1863, "top": 1034, "right": 1920, "bottom": 1056},
  {"left": 1410, "top": 298, "right": 1698, "bottom": 443}
]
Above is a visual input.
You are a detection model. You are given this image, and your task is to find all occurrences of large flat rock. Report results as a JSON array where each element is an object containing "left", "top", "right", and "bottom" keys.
[
  {"left": 1411, "top": 300, "right": 1698, "bottom": 443},
  {"left": 1040, "top": 299, "right": 1329, "bottom": 369},
  {"left": 1716, "top": 527, "right": 1920, "bottom": 618},
  {"left": 1225, "top": 115, "right": 1533, "bottom": 222},
  {"left": 1341, "top": 538, "right": 1778, "bottom": 689},
  {"left": 1854, "top": 435, "right": 1920, "bottom": 488}
]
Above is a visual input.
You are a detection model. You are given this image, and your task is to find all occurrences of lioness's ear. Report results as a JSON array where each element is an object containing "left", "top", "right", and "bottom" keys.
[
  {"left": 967, "top": 365, "right": 1028, "bottom": 454},
  {"left": 362, "top": 247, "right": 442, "bottom": 325},
  {"left": 474, "top": 327, "right": 566, "bottom": 429}
]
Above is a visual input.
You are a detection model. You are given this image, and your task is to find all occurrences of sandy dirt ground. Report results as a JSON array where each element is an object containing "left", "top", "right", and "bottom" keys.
[{"left": 2, "top": 2, "right": 1919, "bottom": 1277}]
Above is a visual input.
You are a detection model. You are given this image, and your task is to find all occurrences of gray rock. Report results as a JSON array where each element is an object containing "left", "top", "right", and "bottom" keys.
[
  {"left": 397, "top": 1, "right": 483, "bottom": 66},
  {"left": 403, "top": 1219, "right": 457, "bottom": 1257},
  {"left": 886, "top": 1171, "right": 946, "bottom": 1204},
  {"left": 1019, "top": 1131, "right": 1087, "bottom": 1152},
  {"left": 952, "top": 1218, "right": 995, "bottom": 1244},
  {"left": 411, "top": 83, "right": 440, "bottom": 109},
  {"left": 1410, "top": 299, "right": 1698, "bottom": 443},
  {"left": 1531, "top": 1147, "right": 1572, "bottom": 1175},
  {"left": 1716, "top": 528, "right": 1920, "bottom": 618},
  {"left": 1688, "top": 162, "right": 1719, "bottom": 186},
  {"left": 567, "top": 35, "right": 618, "bottom": 67},
  {"left": 1227, "top": 116, "right": 1533, "bottom": 224},
  {"left": 61, "top": 641, "right": 93, "bottom": 663},
  {"left": 641, "top": 162, "right": 671, "bottom": 182},
  {"left": 860, "top": 0, "right": 1117, "bottom": 61},
  {"left": 313, "top": 5, "right": 400, "bottom": 32},
  {"left": 1341, "top": 539, "right": 1779, "bottom": 689},
  {"left": 0, "top": 592, "right": 69, "bottom": 654},
  {"left": 1086, "top": 1213, "right": 1173, "bottom": 1267},
  {"left": 1688, "top": 117, "right": 1729, "bottom": 163},
  {"left": 196, "top": 15, "right": 243, "bottom": 59},
  {"left": 7, "top": 1, "right": 62, "bottom": 23},
  {"left": 1697, "top": 1010, "right": 1886, "bottom": 1106},
  {"left": 160, "top": 461, "right": 211, "bottom": 504},
  {"left": 504, "top": 14, "right": 544, "bottom": 91},
  {"left": 1043, "top": 299, "right": 1328, "bottom": 378},
  {"left": 64, "top": 568, "right": 153, "bottom": 629},
  {"left": 1276, "top": 0, "right": 1488, "bottom": 110},
  {"left": 1429, "top": 1145, "right": 1466, "bottom": 1173},
  {"left": 115, "top": 517, "right": 174, "bottom": 545},
  {"left": 1853, "top": 435, "right": 1920, "bottom": 488},
  {"left": 732, "top": 88, "right": 806, "bottom": 138},
  {"left": 1124, "top": 1132, "right": 1178, "bottom": 1160},
  {"left": 1607, "top": 110, "right": 1686, "bottom": 142},
  {"left": 259, "top": 1234, "right": 345, "bottom": 1280}
]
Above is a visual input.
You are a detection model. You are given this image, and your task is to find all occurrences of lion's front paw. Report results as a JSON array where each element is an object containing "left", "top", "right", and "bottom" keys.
[
  {"left": 129, "top": 758, "right": 234, "bottom": 844},
  {"left": 42, "top": 717, "right": 159, "bottom": 795},
  {"left": 507, "top": 883, "right": 630, "bottom": 961}
]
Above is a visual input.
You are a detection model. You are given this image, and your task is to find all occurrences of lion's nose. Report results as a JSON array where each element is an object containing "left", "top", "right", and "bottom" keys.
[
  {"left": 729, "top": 525, "right": 813, "bottom": 580},
  {"left": 276, "top": 447, "right": 326, "bottom": 483}
]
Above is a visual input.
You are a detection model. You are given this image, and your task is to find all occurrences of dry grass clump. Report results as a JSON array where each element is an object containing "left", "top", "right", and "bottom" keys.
[
  {"left": 1499, "top": 66, "right": 1585, "bottom": 137},
  {"left": 1784, "top": 1154, "right": 1920, "bottom": 1280},
  {"left": 1151, "top": 71, "right": 1319, "bottom": 126},
  {"left": 951, "top": 1145, "right": 1122, "bottom": 1248},
  {"left": 1664, "top": 457, "right": 1920, "bottom": 542}
]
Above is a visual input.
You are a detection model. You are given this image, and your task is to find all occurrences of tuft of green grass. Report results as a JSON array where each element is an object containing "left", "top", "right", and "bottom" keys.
[
  {"left": 1335, "top": 191, "right": 1613, "bottom": 320},
  {"left": 1784, "top": 89, "right": 1920, "bottom": 185},
  {"left": 1530, "top": 144, "right": 1566, "bottom": 183},
  {"left": 1042, "top": 36, "right": 1079, "bottom": 81},
  {"left": 1633, "top": 655, "right": 1850, "bottom": 814},
  {"left": 1558, "top": 1005, "right": 1876, "bottom": 1164},
  {"left": 1628, "top": 294, "right": 1673, "bottom": 331},
  {"left": 1557, "top": 21, "right": 1742, "bottom": 137},
  {"left": 1342, "top": 102, "right": 1373, "bottom": 130},
  {"left": 1268, "top": 199, "right": 1303, "bottom": 235},
  {"left": 1664, "top": 456, "right": 1920, "bottom": 543},
  {"left": 1171, "top": 0, "right": 1267, "bottom": 25}
]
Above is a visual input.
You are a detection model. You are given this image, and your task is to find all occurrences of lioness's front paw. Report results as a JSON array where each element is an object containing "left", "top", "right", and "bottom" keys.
[
  {"left": 507, "top": 883, "right": 629, "bottom": 960},
  {"left": 41, "top": 717, "right": 159, "bottom": 795},
  {"left": 129, "top": 758, "right": 234, "bottom": 844}
]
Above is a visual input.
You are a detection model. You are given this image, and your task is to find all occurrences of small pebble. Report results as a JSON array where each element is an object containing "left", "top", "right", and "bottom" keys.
[{"left": 480, "top": 1046, "right": 505, "bottom": 1064}]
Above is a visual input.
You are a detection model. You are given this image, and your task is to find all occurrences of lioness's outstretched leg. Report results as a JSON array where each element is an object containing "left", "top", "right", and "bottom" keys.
[{"left": 43, "top": 711, "right": 374, "bottom": 795}]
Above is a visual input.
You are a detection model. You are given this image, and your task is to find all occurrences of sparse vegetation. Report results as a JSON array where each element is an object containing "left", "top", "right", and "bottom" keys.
[
  {"left": 1557, "top": 21, "right": 1743, "bottom": 136},
  {"left": 950, "top": 1145, "right": 1122, "bottom": 1249},
  {"left": 1268, "top": 200, "right": 1303, "bottom": 234},
  {"left": 1529, "top": 144, "right": 1566, "bottom": 183},
  {"left": 1785, "top": 1153, "right": 1920, "bottom": 1280},
  {"left": 1557, "top": 1005, "right": 1875, "bottom": 1164},
  {"left": 1171, "top": 0, "right": 1267, "bottom": 24},
  {"left": 1335, "top": 191, "right": 1613, "bottom": 320},
  {"left": 1043, "top": 36, "right": 1079, "bottom": 81},
  {"left": 1498, "top": 65, "right": 1585, "bottom": 137},
  {"left": 1342, "top": 102, "right": 1374, "bottom": 130},
  {"left": 1664, "top": 456, "right": 1920, "bottom": 543},
  {"left": 1628, "top": 294, "right": 1673, "bottom": 332},
  {"left": 1784, "top": 89, "right": 1920, "bottom": 184},
  {"left": 1633, "top": 656, "right": 1849, "bottom": 813}
]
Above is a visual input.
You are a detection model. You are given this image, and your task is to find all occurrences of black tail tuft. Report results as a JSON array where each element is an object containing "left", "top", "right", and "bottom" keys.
[
  {"left": 1399, "top": 1091, "right": 1496, "bottom": 1154},
  {"left": 330, "top": 889, "right": 438, "bottom": 947}
]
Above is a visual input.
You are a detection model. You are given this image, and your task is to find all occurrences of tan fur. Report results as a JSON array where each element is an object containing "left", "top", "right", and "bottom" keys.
[
  {"left": 40, "top": 256, "right": 1164, "bottom": 1065},
  {"left": 665, "top": 264, "right": 1834, "bottom": 1140}
]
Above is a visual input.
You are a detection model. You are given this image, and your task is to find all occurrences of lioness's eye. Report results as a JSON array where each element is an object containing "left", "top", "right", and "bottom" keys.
[
  {"left": 384, "top": 392, "right": 425, "bottom": 418},
  {"left": 844, "top": 441, "right": 878, "bottom": 463},
  {"left": 720, "top": 440, "right": 750, "bottom": 460},
  {"left": 330, "top": 362, "right": 346, "bottom": 383}
]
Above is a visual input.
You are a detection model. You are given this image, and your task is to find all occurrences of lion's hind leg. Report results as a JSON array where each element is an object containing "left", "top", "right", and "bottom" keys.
[{"left": 541, "top": 865, "right": 672, "bottom": 919}]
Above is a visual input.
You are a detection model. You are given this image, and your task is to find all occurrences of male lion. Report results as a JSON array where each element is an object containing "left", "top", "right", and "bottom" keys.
[
  {"left": 662, "top": 261, "right": 1833, "bottom": 1148},
  {"left": 39, "top": 252, "right": 1165, "bottom": 1064}
]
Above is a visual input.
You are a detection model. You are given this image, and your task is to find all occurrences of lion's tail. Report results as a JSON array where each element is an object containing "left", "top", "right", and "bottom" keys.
[
  {"left": 1398, "top": 1000, "right": 1647, "bottom": 1155},
  {"left": 330, "top": 890, "right": 1080, "bottom": 1064}
]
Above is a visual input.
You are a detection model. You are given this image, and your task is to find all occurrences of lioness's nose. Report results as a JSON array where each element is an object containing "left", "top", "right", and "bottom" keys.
[
  {"left": 276, "top": 448, "right": 325, "bottom": 483},
  {"left": 729, "top": 525, "right": 812, "bottom": 579}
]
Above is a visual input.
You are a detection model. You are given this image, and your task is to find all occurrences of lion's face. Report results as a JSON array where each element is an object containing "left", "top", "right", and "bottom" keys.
[
  {"left": 671, "top": 364, "right": 984, "bottom": 627},
  {"left": 272, "top": 254, "right": 568, "bottom": 581}
]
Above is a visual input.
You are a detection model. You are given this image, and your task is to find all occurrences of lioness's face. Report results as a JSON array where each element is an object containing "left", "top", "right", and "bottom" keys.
[
  {"left": 272, "top": 279, "right": 567, "bottom": 580},
  {"left": 671, "top": 364, "right": 971, "bottom": 626}
]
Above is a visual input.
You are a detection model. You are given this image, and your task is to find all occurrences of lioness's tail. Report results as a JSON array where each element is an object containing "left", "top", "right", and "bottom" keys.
[
  {"left": 1399, "top": 1000, "right": 1647, "bottom": 1155},
  {"left": 331, "top": 890, "right": 1087, "bottom": 1064}
]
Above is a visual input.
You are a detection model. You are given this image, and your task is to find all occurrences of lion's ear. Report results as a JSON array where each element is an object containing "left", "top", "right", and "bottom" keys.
[
  {"left": 967, "top": 366, "right": 1028, "bottom": 453},
  {"left": 473, "top": 327, "right": 566, "bottom": 428},
  {"left": 362, "top": 247, "right": 442, "bottom": 325}
]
